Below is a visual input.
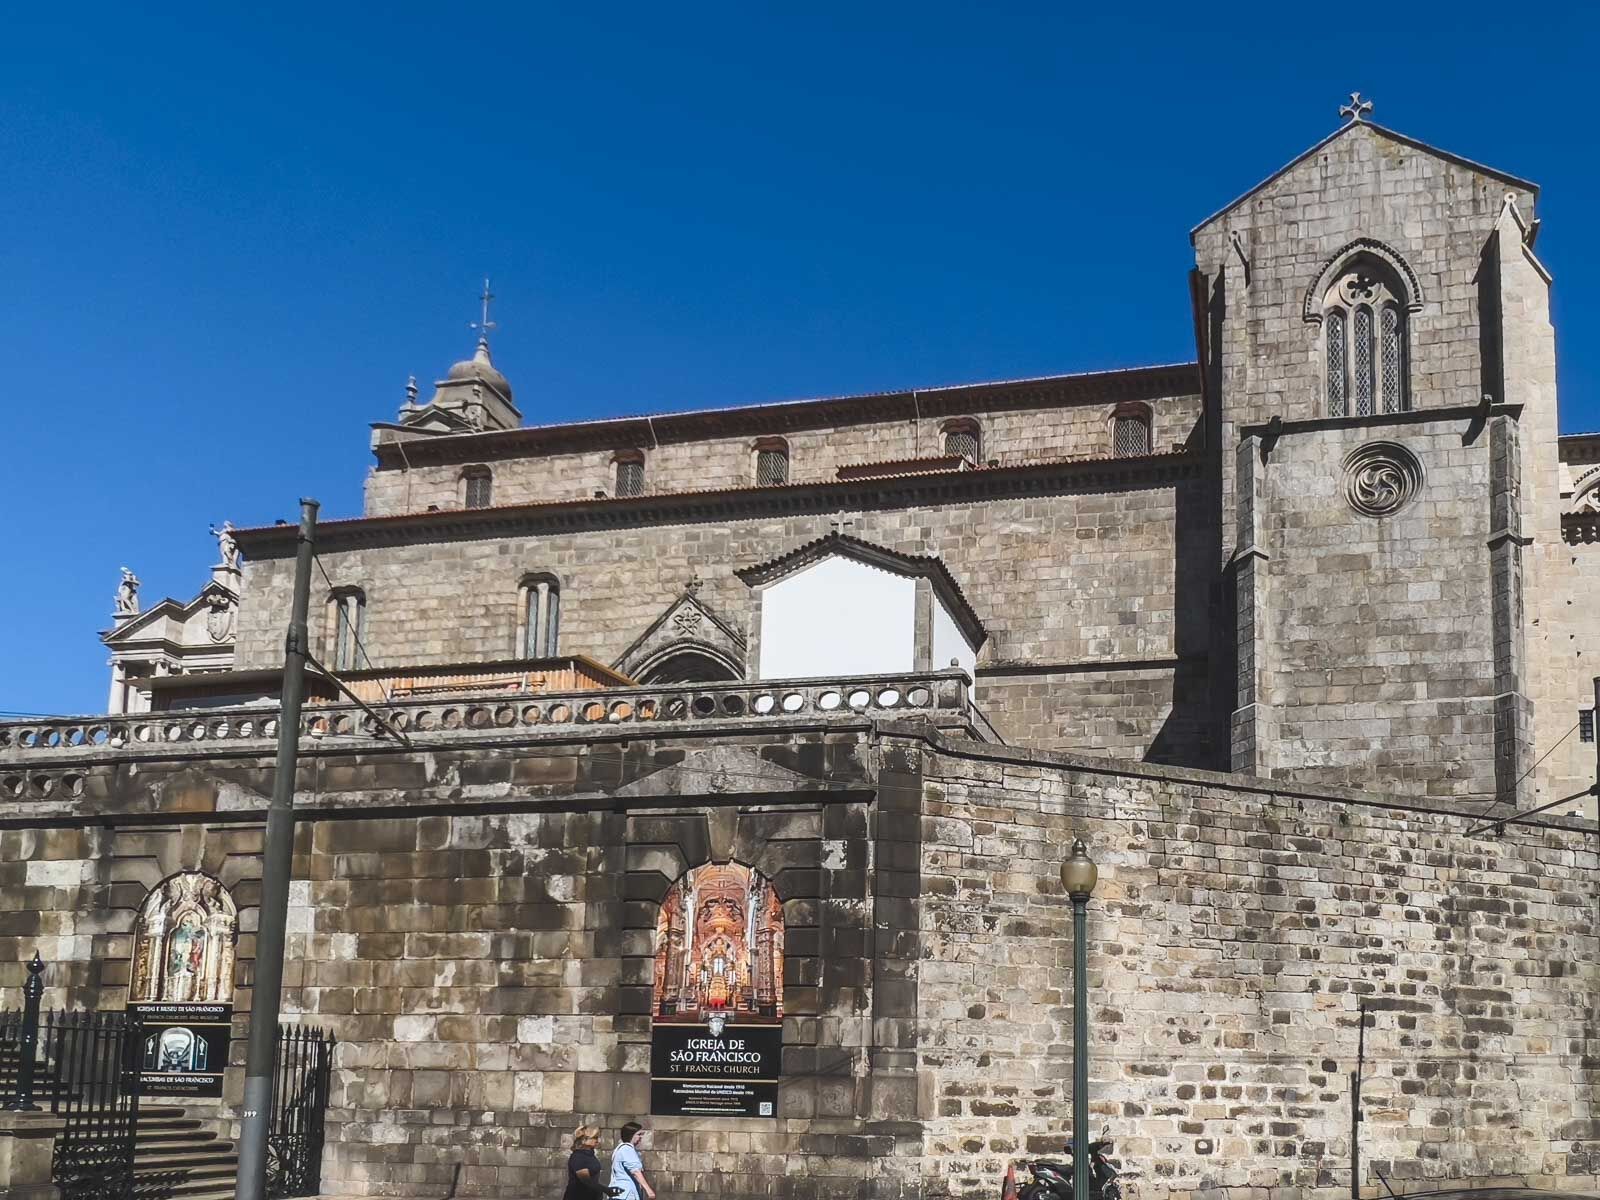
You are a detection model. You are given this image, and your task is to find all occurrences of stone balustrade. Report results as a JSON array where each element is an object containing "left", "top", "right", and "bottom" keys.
[{"left": 0, "top": 669, "right": 978, "bottom": 793}]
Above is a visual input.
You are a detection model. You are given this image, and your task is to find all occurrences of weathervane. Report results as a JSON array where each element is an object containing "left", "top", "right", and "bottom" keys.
[
  {"left": 1339, "top": 92, "right": 1374, "bottom": 123},
  {"left": 470, "top": 277, "right": 497, "bottom": 343}
]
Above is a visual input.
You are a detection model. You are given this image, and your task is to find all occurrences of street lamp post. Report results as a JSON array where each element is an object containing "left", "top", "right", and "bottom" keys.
[{"left": 1061, "top": 838, "right": 1099, "bottom": 1200}]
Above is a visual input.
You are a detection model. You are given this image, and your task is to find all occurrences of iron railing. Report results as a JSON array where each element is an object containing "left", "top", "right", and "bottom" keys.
[{"left": 266, "top": 1025, "right": 334, "bottom": 1199}]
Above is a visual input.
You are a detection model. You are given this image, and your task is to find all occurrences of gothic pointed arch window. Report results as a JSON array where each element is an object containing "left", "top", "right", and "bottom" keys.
[
  {"left": 128, "top": 873, "right": 239, "bottom": 1005},
  {"left": 1322, "top": 256, "right": 1410, "bottom": 417}
]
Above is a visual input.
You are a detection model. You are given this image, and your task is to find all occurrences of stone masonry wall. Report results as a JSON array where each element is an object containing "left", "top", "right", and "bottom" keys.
[
  {"left": 0, "top": 728, "right": 924, "bottom": 1200},
  {"left": 362, "top": 394, "right": 1202, "bottom": 518},
  {"left": 1252, "top": 415, "right": 1501, "bottom": 800},
  {"left": 237, "top": 471, "right": 1218, "bottom": 768},
  {"left": 913, "top": 733, "right": 1600, "bottom": 1200}
]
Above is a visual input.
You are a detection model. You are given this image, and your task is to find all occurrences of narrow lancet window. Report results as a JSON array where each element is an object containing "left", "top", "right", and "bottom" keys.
[
  {"left": 1381, "top": 304, "right": 1404, "bottom": 414},
  {"left": 1326, "top": 310, "right": 1348, "bottom": 417}
]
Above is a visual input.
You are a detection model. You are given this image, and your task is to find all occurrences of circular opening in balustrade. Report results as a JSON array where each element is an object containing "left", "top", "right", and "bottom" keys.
[
  {"left": 18, "top": 730, "right": 37, "bottom": 748},
  {"left": 441, "top": 708, "right": 462, "bottom": 729},
  {"left": 2, "top": 776, "right": 22, "bottom": 798},
  {"left": 416, "top": 710, "right": 438, "bottom": 731},
  {"left": 876, "top": 688, "right": 902, "bottom": 708},
  {"left": 847, "top": 689, "right": 870, "bottom": 709},
  {"left": 781, "top": 692, "right": 805, "bottom": 713},
  {"left": 466, "top": 706, "right": 491, "bottom": 729},
  {"left": 64, "top": 727, "right": 84, "bottom": 747},
  {"left": 494, "top": 705, "right": 516, "bottom": 727},
  {"left": 262, "top": 719, "right": 278, "bottom": 738},
  {"left": 752, "top": 694, "right": 776, "bottom": 715},
  {"left": 581, "top": 702, "right": 606, "bottom": 723},
  {"left": 521, "top": 705, "right": 542, "bottom": 725},
  {"left": 390, "top": 711, "right": 410, "bottom": 730},
  {"left": 335, "top": 715, "right": 355, "bottom": 735},
  {"left": 63, "top": 774, "right": 85, "bottom": 797},
  {"left": 547, "top": 704, "right": 572, "bottom": 724},
  {"left": 164, "top": 723, "right": 185, "bottom": 743},
  {"left": 87, "top": 727, "right": 109, "bottom": 745},
  {"left": 134, "top": 725, "right": 154, "bottom": 742},
  {"left": 722, "top": 695, "right": 745, "bottom": 716},
  {"left": 636, "top": 699, "right": 658, "bottom": 720},
  {"left": 609, "top": 701, "right": 634, "bottom": 722},
  {"left": 31, "top": 775, "right": 53, "bottom": 797},
  {"left": 663, "top": 697, "right": 687, "bottom": 720},
  {"left": 237, "top": 720, "right": 255, "bottom": 738},
  {"left": 817, "top": 690, "right": 842, "bottom": 711},
  {"left": 209, "top": 721, "right": 230, "bottom": 740},
  {"left": 691, "top": 695, "right": 717, "bottom": 717},
  {"left": 190, "top": 722, "right": 207, "bottom": 740},
  {"left": 907, "top": 686, "right": 932, "bottom": 707}
]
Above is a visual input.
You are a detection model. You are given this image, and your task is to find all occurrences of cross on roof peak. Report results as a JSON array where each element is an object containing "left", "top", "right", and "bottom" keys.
[
  {"left": 1339, "top": 92, "right": 1374, "bottom": 123},
  {"left": 470, "top": 277, "right": 497, "bottom": 345}
]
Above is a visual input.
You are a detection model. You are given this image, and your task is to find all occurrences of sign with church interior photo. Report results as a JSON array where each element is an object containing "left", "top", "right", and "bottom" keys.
[
  {"left": 650, "top": 861, "right": 784, "bottom": 1118},
  {"left": 127, "top": 872, "right": 237, "bottom": 1098}
]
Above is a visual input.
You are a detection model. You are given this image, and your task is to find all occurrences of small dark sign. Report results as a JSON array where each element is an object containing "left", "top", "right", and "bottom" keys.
[
  {"left": 650, "top": 1025, "right": 780, "bottom": 1118},
  {"left": 130, "top": 1002, "right": 232, "bottom": 1098}
]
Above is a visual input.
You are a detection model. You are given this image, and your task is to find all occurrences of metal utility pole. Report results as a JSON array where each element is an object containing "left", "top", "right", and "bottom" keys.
[
  {"left": 1351, "top": 998, "right": 1368, "bottom": 1200},
  {"left": 236, "top": 499, "right": 318, "bottom": 1200}
]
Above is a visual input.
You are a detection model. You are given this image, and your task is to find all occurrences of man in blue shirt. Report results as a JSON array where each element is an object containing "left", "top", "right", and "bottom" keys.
[{"left": 608, "top": 1122, "right": 655, "bottom": 1200}]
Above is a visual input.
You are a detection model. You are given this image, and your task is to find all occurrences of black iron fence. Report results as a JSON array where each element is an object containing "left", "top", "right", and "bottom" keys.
[
  {"left": 4, "top": 956, "right": 336, "bottom": 1200},
  {"left": 266, "top": 1025, "right": 334, "bottom": 1200},
  {"left": 4, "top": 955, "right": 143, "bottom": 1200}
]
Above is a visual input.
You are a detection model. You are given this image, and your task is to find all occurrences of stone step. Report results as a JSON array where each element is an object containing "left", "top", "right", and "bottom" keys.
[{"left": 135, "top": 1141, "right": 236, "bottom": 1163}]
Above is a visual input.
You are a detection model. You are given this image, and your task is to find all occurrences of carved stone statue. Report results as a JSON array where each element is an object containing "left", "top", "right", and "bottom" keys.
[
  {"left": 115, "top": 567, "right": 141, "bottom": 617},
  {"left": 210, "top": 521, "right": 240, "bottom": 570}
]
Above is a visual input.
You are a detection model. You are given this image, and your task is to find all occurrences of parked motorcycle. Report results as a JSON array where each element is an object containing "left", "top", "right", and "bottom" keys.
[{"left": 1005, "top": 1129, "right": 1122, "bottom": 1200}]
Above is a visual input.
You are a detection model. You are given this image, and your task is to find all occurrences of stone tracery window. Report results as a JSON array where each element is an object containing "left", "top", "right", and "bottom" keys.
[
  {"left": 520, "top": 573, "right": 561, "bottom": 657},
  {"left": 129, "top": 873, "right": 238, "bottom": 1005},
  {"left": 1323, "top": 257, "right": 1409, "bottom": 417}
]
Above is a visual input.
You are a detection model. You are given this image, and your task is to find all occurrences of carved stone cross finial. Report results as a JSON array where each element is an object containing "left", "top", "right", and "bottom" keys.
[
  {"left": 1339, "top": 92, "right": 1374, "bottom": 123},
  {"left": 470, "top": 277, "right": 497, "bottom": 344}
]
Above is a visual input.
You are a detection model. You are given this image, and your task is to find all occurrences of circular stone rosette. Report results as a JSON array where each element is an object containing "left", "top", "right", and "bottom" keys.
[{"left": 1341, "top": 441, "right": 1424, "bottom": 518}]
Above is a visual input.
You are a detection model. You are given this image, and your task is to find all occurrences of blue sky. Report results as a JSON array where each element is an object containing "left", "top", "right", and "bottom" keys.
[{"left": 3, "top": 2, "right": 1597, "bottom": 715}]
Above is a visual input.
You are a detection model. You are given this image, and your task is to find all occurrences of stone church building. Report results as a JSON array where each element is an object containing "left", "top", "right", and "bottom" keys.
[{"left": 3, "top": 108, "right": 1599, "bottom": 1200}]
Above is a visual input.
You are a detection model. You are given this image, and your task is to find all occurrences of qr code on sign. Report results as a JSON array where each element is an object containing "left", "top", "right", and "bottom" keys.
[{"left": 759, "top": 1102, "right": 773, "bottom": 1116}]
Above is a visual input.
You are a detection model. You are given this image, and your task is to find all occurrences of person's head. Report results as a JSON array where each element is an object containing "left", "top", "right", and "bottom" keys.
[
  {"left": 620, "top": 1121, "right": 644, "bottom": 1147},
  {"left": 571, "top": 1125, "right": 601, "bottom": 1151}
]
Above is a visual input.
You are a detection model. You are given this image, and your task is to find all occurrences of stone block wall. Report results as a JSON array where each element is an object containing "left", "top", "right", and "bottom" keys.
[
  {"left": 362, "top": 392, "right": 1202, "bottom": 518},
  {"left": 0, "top": 729, "right": 925, "bottom": 1200},
  {"left": 912, "top": 734, "right": 1600, "bottom": 1200},
  {"left": 1243, "top": 414, "right": 1503, "bottom": 800},
  {"left": 236, "top": 469, "right": 1217, "bottom": 767}
]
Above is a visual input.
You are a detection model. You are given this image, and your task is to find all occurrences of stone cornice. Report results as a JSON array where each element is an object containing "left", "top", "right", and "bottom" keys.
[
  {"left": 368, "top": 363, "right": 1201, "bottom": 469},
  {"left": 235, "top": 450, "right": 1201, "bottom": 557},
  {"left": 1241, "top": 401, "right": 1524, "bottom": 452}
]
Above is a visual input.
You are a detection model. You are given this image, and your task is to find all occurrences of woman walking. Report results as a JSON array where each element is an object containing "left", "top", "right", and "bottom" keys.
[
  {"left": 608, "top": 1122, "right": 655, "bottom": 1200},
  {"left": 563, "top": 1126, "right": 605, "bottom": 1200}
]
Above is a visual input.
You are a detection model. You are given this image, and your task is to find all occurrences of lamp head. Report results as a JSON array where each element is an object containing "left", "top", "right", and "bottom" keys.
[{"left": 1060, "top": 837, "right": 1098, "bottom": 899}]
